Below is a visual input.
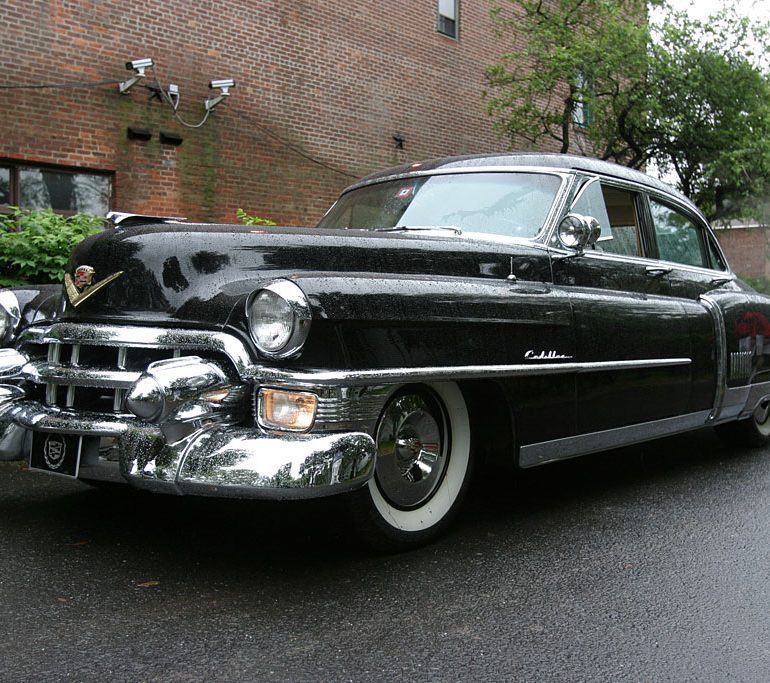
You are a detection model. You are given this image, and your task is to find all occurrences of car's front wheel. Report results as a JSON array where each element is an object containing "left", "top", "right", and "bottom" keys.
[
  {"left": 715, "top": 398, "right": 770, "bottom": 448},
  {"left": 347, "top": 382, "right": 473, "bottom": 552}
]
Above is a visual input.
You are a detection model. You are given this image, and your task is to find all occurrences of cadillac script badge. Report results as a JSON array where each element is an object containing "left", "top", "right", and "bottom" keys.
[{"left": 64, "top": 266, "right": 124, "bottom": 308}]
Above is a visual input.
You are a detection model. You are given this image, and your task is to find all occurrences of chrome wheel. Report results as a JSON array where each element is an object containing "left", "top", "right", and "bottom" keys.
[
  {"left": 374, "top": 391, "right": 449, "bottom": 509},
  {"left": 753, "top": 398, "right": 770, "bottom": 437}
]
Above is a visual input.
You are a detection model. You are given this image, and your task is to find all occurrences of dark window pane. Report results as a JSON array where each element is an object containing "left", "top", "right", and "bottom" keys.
[
  {"left": 438, "top": 0, "right": 457, "bottom": 37},
  {"left": 573, "top": 182, "right": 641, "bottom": 257},
  {"left": 19, "top": 168, "right": 111, "bottom": 214},
  {"left": 0, "top": 167, "right": 9, "bottom": 204},
  {"left": 650, "top": 199, "right": 707, "bottom": 268},
  {"left": 438, "top": 15, "right": 456, "bottom": 36}
]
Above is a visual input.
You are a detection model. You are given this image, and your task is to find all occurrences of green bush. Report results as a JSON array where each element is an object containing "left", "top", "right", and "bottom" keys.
[
  {"left": 741, "top": 275, "right": 770, "bottom": 295},
  {"left": 0, "top": 207, "right": 104, "bottom": 287},
  {"left": 236, "top": 208, "right": 276, "bottom": 226}
]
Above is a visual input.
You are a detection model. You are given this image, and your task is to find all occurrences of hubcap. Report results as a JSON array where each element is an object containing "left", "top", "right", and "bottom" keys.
[
  {"left": 754, "top": 398, "right": 770, "bottom": 436},
  {"left": 374, "top": 391, "right": 448, "bottom": 509}
]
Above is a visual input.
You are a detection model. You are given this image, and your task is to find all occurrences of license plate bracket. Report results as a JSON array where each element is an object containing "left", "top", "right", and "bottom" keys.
[{"left": 29, "top": 433, "right": 84, "bottom": 478}]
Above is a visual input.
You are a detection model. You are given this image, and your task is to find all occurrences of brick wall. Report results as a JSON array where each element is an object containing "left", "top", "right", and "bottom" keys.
[
  {"left": 714, "top": 226, "right": 770, "bottom": 281},
  {"left": 0, "top": 0, "right": 544, "bottom": 225}
]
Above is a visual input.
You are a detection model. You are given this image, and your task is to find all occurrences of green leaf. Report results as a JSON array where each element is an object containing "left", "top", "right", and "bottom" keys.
[{"left": 0, "top": 208, "right": 104, "bottom": 284}]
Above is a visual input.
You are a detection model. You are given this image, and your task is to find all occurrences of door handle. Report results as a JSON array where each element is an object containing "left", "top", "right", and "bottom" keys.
[{"left": 646, "top": 266, "right": 672, "bottom": 277}]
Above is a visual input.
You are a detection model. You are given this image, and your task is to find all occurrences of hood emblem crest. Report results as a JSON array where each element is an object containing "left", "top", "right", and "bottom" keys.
[{"left": 64, "top": 266, "right": 124, "bottom": 308}]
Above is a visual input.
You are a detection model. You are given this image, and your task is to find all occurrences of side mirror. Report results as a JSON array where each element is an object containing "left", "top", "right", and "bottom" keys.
[{"left": 557, "top": 213, "right": 601, "bottom": 253}]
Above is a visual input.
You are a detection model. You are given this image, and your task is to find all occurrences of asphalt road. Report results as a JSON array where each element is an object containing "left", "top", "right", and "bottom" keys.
[{"left": 2, "top": 428, "right": 770, "bottom": 682}]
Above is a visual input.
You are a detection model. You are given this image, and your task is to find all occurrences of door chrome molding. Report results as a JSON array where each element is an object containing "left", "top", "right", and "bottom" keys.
[
  {"left": 250, "top": 357, "right": 691, "bottom": 388},
  {"left": 519, "top": 410, "right": 712, "bottom": 468},
  {"left": 699, "top": 295, "right": 727, "bottom": 420}
]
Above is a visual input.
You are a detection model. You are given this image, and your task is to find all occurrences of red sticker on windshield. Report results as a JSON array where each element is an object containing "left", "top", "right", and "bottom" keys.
[{"left": 395, "top": 186, "right": 414, "bottom": 199}]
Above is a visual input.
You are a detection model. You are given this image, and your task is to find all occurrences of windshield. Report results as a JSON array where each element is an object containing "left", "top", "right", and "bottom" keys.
[{"left": 317, "top": 172, "right": 563, "bottom": 239}]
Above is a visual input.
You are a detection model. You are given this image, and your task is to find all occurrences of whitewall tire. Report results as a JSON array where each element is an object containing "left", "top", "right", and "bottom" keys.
[
  {"left": 715, "top": 398, "right": 770, "bottom": 448},
  {"left": 347, "top": 382, "right": 473, "bottom": 551}
]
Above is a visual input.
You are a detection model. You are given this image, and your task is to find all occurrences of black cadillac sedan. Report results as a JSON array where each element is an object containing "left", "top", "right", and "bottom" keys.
[{"left": 1, "top": 153, "right": 768, "bottom": 550}]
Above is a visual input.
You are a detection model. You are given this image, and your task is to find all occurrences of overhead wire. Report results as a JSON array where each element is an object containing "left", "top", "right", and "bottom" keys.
[
  {"left": 0, "top": 79, "right": 121, "bottom": 89},
  {"left": 1, "top": 66, "right": 359, "bottom": 178},
  {"left": 149, "top": 64, "right": 358, "bottom": 178},
  {"left": 227, "top": 107, "right": 359, "bottom": 179}
]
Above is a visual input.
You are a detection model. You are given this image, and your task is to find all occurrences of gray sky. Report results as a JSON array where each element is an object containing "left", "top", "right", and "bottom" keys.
[{"left": 664, "top": 0, "right": 769, "bottom": 20}]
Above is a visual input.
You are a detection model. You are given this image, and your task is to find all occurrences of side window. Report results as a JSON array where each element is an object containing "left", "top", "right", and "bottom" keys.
[
  {"left": 649, "top": 199, "right": 709, "bottom": 268},
  {"left": 572, "top": 181, "right": 641, "bottom": 257},
  {"left": 0, "top": 167, "right": 9, "bottom": 204}
]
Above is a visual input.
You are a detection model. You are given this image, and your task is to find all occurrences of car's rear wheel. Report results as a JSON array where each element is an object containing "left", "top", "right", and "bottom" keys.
[
  {"left": 347, "top": 382, "right": 472, "bottom": 552},
  {"left": 715, "top": 397, "right": 770, "bottom": 448}
]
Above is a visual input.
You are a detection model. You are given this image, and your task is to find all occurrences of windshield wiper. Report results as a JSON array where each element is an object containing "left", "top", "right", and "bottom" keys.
[{"left": 374, "top": 225, "right": 463, "bottom": 235}]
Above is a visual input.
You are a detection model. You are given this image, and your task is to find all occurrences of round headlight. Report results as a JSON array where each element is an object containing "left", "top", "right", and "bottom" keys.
[
  {"left": 0, "top": 291, "right": 21, "bottom": 347},
  {"left": 251, "top": 289, "right": 294, "bottom": 352},
  {"left": 247, "top": 280, "right": 311, "bottom": 358}
]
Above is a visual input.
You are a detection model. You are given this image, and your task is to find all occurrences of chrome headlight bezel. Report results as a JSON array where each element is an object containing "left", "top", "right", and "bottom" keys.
[
  {"left": 246, "top": 280, "right": 312, "bottom": 359},
  {"left": 0, "top": 290, "right": 21, "bottom": 347}
]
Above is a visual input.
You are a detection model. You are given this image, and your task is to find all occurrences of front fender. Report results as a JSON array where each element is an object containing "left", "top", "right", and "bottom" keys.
[{"left": 289, "top": 273, "right": 573, "bottom": 370}]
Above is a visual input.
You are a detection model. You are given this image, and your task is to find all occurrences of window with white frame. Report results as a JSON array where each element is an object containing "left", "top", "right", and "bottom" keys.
[{"left": 438, "top": 0, "right": 458, "bottom": 38}]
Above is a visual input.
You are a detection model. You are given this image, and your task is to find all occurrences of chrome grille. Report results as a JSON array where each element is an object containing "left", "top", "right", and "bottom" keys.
[
  {"left": 31, "top": 342, "right": 183, "bottom": 414},
  {"left": 19, "top": 323, "right": 247, "bottom": 416}
]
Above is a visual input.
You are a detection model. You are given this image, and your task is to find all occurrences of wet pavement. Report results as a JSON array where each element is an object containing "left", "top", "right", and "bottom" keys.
[{"left": 2, "top": 427, "right": 770, "bottom": 681}]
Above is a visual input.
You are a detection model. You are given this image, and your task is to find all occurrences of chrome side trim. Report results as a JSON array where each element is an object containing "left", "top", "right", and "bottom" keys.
[
  {"left": 519, "top": 410, "right": 712, "bottom": 468},
  {"left": 699, "top": 295, "right": 727, "bottom": 420},
  {"left": 250, "top": 357, "right": 692, "bottom": 388},
  {"left": 733, "top": 381, "right": 770, "bottom": 420},
  {"left": 18, "top": 323, "right": 255, "bottom": 378}
]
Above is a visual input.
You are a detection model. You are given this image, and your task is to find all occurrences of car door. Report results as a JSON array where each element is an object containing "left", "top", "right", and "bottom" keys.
[
  {"left": 550, "top": 177, "right": 693, "bottom": 434},
  {"left": 645, "top": 194, "right": 749, "bottom": 414}
]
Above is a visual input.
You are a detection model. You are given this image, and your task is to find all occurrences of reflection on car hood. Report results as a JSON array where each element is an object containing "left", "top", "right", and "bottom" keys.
[{"left": 58, "top": 223, "right": 549, "bottom": 328}]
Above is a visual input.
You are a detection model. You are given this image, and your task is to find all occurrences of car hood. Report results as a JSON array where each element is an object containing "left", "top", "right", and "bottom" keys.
[{"left": 57, "top": 223, "right": 550, "bottom": 328}]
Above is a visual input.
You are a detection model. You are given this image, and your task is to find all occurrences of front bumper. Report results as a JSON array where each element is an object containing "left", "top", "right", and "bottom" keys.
[
  {"left": 0, "top": 337, "right": 376, "bottom": 499},
  {"left": 0, "top": 399, "right": 375, "bottom": 499}
]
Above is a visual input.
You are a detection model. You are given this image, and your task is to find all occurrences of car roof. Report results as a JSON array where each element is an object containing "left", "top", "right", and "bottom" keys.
[{"left": 347, "top": 152, "right": 691, "bottom": 207}]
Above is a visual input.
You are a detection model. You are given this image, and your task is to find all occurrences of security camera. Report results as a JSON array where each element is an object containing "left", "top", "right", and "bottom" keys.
[
  {"left": 209, "top": 79, "right": 235, "bottom": 90},
  {"left": 205, "top": 79, "right": 236, "bottom": 111},
  {"left": 126, "top": 58, "right": 154, "bottom": 72},
  {"left": 120, "top": 58, "right": 154, "bottom": 94}
]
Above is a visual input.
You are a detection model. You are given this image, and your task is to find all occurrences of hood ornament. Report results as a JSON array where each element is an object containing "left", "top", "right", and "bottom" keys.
[{"left": 64, "top": 266, "right": 124, "bottom": 308}]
